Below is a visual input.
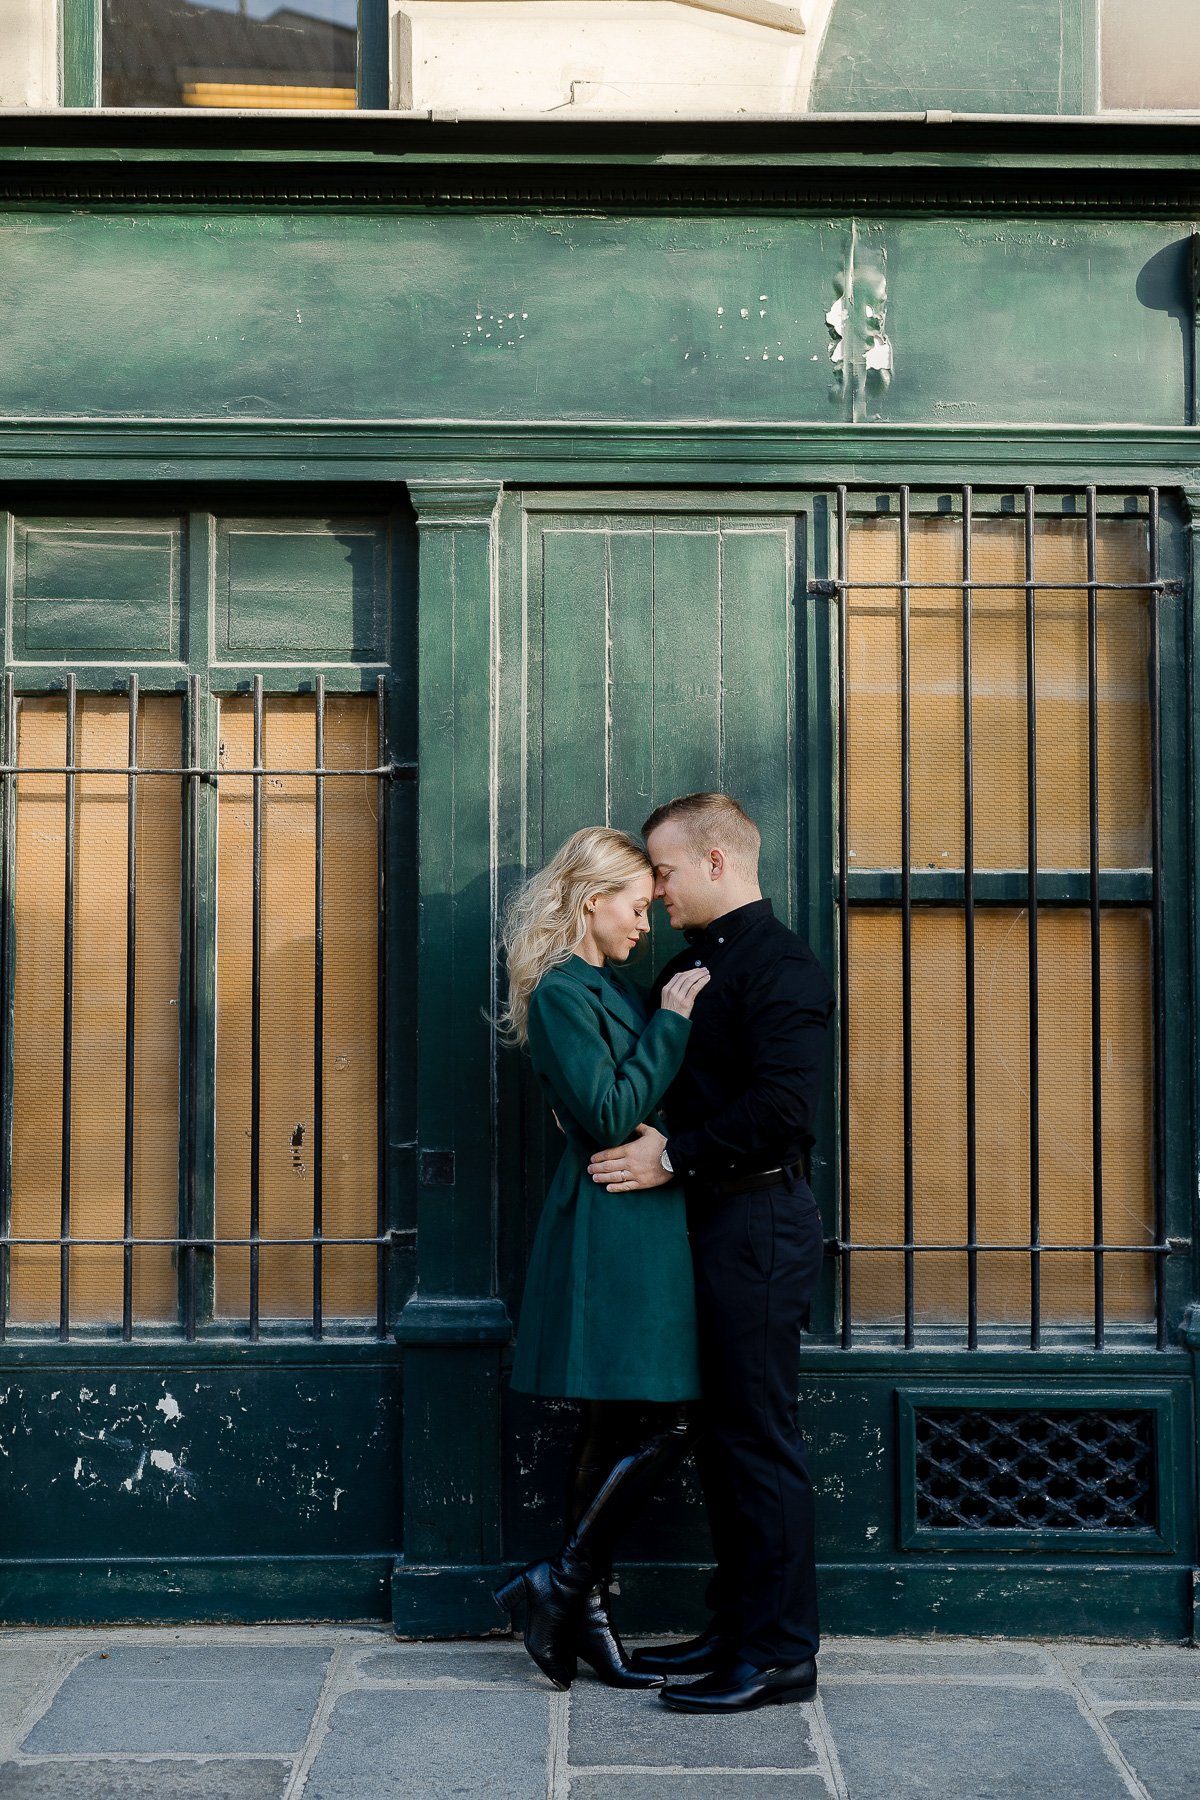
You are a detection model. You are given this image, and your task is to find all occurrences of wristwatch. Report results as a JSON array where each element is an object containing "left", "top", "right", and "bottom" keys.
[{"left": 660, "top": 1146, "right": 673, "bottom": 1175}]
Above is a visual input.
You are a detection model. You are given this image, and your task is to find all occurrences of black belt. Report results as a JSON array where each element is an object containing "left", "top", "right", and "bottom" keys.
[{"left": 692, "top": 1160, "right": 806, "bottom": 1199}]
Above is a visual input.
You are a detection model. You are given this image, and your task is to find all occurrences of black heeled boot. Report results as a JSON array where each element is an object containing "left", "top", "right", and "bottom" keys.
[
  {"left": 495, "top": 1409, "right": 693, "bottom": 1690},
  {"left": 575, "top": 1583, "right": 663, "bottom": 1689}
]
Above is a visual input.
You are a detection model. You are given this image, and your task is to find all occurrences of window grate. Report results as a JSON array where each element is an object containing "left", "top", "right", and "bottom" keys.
[
  {"left": 827, "top": 486, "right": 1172, "bottom": 1350},
  {"left": 914, "top": 1406, "right": 1157, "bottom": 1533},
  {"left": 0, "top": 672, "right": 414, "bottom": 1344}
]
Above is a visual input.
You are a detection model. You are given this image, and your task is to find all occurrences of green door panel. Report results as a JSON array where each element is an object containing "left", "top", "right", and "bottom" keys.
[
  {"left": 530, "top": 508, "right": 799, "bottom": 925},
  {"left": 216, "top": 516, "right": 390, "bottom": 662},
  {"left": 0, "top": 210, "right": 1189, "bottom": 426},
  {"left": 13, "top": 517, "right": 183, "bottom": 662}
]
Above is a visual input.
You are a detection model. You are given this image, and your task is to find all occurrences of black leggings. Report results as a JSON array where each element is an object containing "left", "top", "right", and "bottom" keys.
[{"left": 564, "top": 1400, "right": 694, "bottom": 1558}]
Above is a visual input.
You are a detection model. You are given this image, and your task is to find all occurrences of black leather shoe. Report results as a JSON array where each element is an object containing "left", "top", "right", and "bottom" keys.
[
  {"left": 575, "top": 1587, "right": 664, "bottom": 1689},
  {"left": 628, "top": 1620, "right": 731, "bottom": 1678},
  {"left": 660, "top": 1656, "right": 817, "bottom": 1713}
]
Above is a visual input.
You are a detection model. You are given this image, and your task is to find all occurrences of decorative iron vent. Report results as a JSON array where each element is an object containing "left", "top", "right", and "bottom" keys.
[{"left": 914, "top": 1407, "right": 1156, "bottom": 1533}]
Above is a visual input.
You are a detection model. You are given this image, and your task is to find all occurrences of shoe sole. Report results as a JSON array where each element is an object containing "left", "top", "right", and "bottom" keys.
[{"left": 660, "top": 1682, "right": 817, "bottom": 1713}]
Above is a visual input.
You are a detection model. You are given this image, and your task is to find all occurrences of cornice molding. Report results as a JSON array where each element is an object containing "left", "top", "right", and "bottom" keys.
[
  {"left": 408, "top": 480, "right": 504, "bottom": 527},
  {"left": 0, "top": 419, "right": 1198, "bottom": 489},
  {"left": 2, "top": 164, "right": 1200, "bottom": 214}
]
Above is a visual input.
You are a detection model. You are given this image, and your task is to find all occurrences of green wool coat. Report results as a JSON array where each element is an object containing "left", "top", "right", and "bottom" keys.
[{"left": 510, "top": 954, "right": 702, "bottom": 1402}]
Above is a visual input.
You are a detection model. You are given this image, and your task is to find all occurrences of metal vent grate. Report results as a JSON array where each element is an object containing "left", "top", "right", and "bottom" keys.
[{"left": 914, "top": 1407, "right": 1156, "bottom": 1532}]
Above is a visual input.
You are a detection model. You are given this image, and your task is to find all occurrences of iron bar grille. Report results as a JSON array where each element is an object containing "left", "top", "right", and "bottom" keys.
[
  {"left": 0, "top": 673, "right": 413, "bottom": 1342},
  {"left": 913, "top": 1406, "right": 1157, "bottom": 1534},
  {"left": 830, "top": 486, "right": 1171, "bottom": 1350}
]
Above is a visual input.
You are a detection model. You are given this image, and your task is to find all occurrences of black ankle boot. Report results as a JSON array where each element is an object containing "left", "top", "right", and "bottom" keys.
[
  {"left": 575, "top": 1585, "right": 664, "bottom": 1689},
  {"left": 493, "top": 1561, "right": 584, "bottom": 1690},
  {"left": 497, "top": 1410, "right": 694, "bottom": 1691}
]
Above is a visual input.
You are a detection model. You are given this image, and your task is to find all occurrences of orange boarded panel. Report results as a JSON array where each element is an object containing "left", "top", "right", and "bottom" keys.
[
  {"left": 9, "top": 696, "right": 181, "bottom": 1325},
  {"left": 847, "top": 907, "right": 1154, "bottom": 1326},
  {"left": 215, "top": 694, "right": 378, "bottom": 1320},
  {"left": 847, "top": 514, "right": 1151, "bottom": 872}
]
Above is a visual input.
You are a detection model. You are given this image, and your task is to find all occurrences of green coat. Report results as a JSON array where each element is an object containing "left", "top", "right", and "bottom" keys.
[{"left": 510, "top": 954, "right": 702, "bottom": 1402}]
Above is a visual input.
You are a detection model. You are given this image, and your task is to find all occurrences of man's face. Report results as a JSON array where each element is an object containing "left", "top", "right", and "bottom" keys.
[{"left": 646, "top": 819, "right": 718, "bottom": 933}]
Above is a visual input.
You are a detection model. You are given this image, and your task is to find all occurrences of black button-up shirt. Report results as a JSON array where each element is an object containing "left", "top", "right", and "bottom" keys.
[{"left": 649, "top": 898, "right": 834, "bottom": 1184}]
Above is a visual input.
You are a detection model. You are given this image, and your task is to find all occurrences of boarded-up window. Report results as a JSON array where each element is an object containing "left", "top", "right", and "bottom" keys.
[
  {"left": 9, "top": 696, "right": 182, "bottom": 1325},
  {"left": 843, "top": 510, "right": 1156, "bottom": 1327},
  {"left": 214, "top": 692, "right": 379, "bottom": 1320}
]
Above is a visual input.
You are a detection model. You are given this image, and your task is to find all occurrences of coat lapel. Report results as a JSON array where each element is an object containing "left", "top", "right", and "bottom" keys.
[{"left": 559, "top": 955, "right": 648, "bottom": 1039}]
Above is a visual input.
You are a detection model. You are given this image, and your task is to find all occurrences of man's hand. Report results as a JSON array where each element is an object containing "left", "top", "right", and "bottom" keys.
[{"left": 588, "top": 1123, "right": 670, "bottom": 1192}]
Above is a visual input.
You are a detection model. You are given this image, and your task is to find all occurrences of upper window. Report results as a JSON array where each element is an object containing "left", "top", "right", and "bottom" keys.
[
  {"left": 1101, "top": 0, "right": 1200, "bottom": 111},
  {"left": 101, "top": 0, "right": 358, "bottom": 111}
]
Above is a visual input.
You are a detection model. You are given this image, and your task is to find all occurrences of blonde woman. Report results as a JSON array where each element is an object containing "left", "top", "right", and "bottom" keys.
[{"left": 494, "top": 827, "right": 710, "bottom": 1690}]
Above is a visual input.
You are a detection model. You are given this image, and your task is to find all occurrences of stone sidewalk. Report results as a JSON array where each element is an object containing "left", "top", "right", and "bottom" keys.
[{"left": 0, "top": 1627, "right": 1196, "bottom": 1799}]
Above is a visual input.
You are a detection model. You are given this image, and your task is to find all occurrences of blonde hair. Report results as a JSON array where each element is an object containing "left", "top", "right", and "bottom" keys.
[
  {"left": 499, "top": 827, "right": 652, "bottom": 1045},
  {"left": 642, "top": 791, "right": 761, "bottom": 879}
]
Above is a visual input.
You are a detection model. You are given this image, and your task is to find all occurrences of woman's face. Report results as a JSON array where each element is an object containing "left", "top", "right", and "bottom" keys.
[{"left": 584, "top": 876, "right": 653, "bottom": 963}]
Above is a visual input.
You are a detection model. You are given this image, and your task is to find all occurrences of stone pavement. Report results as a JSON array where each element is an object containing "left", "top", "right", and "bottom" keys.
[{"left": 0, "top": 1626, "right": 1196, "bottom": 1799}]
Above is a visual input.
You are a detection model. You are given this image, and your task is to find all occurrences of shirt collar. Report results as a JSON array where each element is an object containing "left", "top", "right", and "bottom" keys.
[{"left": 684, "top": 897, "right": 773, "bottom": 949}]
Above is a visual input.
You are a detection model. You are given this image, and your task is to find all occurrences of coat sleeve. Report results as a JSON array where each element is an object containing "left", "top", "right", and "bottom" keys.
[{"left": 527, "top": 977, "right": 692, "bottom": 1148}]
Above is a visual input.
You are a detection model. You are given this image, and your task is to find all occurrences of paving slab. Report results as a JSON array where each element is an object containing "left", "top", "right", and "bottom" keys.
[
  {"left": 568, "top": 1683, "right": 820, "bottom": 1771},
  {"left": 357, "top": 1645, "right": 546, "bottom": 1687},
  {"left": 820, "top": 1681, "right": 1131, "bottom": 1800},
  {"left": 570, "top": 1776, "right": 829, "bottom": 1798},
  {"left": 0, "top": 1762, "right": 292, "bottom": 1799},
  {"left": 1103, "top": 1707, "right": 1200, "bottom": 1800},
  {"left": 0, "top": 1645, "right": 77, "bottom": 1748},
  {"left": 1078, "top": 1652, "right": 1200, "bottom": 1704},
  {"left": 22, "top": 1647, "right": 330, "bottom": 1756},
  {"left": 303, "top": 1686, "right": 549, "bottom": 1800},
  {"left": 821, "top": 1646, "right": 1046, "bottom": 1681}
]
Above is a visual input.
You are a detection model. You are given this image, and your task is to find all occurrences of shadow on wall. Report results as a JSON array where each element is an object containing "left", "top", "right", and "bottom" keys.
[{"left": 1136, "top": 237, "right": 1197, "bottom": 427}]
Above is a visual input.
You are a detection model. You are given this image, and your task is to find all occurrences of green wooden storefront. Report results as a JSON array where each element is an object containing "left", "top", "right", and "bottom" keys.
[{"left": 0, "top": 96, "right": 1197, "bottom": 1640}]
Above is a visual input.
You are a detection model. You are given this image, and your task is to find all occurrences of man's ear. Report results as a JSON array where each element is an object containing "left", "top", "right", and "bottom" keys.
[{"left": 709, "top": 848, "right": 725, "bottom": 881}]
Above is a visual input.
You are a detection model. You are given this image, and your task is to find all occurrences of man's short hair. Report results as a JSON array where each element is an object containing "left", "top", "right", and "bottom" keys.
[{"left": 642, "top": 792, "right": 761, "bottom": 878}]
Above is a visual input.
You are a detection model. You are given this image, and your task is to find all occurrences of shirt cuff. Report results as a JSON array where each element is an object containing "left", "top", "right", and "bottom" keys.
[{"left": 665, "top": 1131, "right": 707, "bottom": 1182}]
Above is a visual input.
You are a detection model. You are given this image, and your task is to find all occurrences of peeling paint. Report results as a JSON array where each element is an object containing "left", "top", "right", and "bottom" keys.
[
  {"left": 150, "top": 1448, "right": 177, "bottom": 1472},
  {"left": 155, "top": 1394, "right": 182, "bottom": 1424}
]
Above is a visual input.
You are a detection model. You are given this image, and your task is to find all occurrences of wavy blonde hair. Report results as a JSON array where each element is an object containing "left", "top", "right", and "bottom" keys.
[{"left": 499, "top": 827, "right": 652, "bottom": 1045}]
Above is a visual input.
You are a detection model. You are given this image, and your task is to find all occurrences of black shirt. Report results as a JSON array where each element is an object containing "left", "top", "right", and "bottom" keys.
[{"left": 649, "top": 898, "right": 835, "bottom": 1185}]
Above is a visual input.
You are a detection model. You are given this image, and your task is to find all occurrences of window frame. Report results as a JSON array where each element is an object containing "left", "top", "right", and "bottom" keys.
[
  {"left": 802, "top": 482, "right": 1193, "bottom": 1353},
  {"left": 0, "top": 494, "right": 416, "bottom": 1343},
  {"left": 60, "top": 0, "right": 388, "bottom": 112}
]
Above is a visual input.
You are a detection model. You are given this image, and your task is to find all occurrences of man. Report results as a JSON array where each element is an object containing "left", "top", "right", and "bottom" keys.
[{"left": 587, "top": 792, "right": 834, "bottom": 1715}]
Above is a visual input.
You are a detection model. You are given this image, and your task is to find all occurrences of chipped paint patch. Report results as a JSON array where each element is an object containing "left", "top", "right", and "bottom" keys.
[
  {"left": 155, "top": 1394, "right": 182, "bottom": 1425},
  {"left": 150, "top": 1448, "right": 177, "bottom": 1472}
]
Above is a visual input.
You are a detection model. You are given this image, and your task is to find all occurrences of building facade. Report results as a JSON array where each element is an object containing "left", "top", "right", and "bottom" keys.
[{"left": 0, "top": 0, "right": 1197, "bottom": 1640}]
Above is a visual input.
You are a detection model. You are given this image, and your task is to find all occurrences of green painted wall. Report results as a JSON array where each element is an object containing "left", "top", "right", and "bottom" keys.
[
  {"left": 0, "top": 211, "right": 1191, "bottom": 428},
  {"left": 812, "top": 0, "right": 1087, "bottom": 115}
]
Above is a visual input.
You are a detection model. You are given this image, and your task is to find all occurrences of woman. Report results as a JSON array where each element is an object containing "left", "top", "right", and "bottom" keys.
[{"left": 495, "top": 827, "right": 709, "bottom": 1691}]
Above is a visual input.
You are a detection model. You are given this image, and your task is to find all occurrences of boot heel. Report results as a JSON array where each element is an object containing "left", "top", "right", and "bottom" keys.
[{"left": 493, "top": 1573, "right": 527, "bottom": 1621}]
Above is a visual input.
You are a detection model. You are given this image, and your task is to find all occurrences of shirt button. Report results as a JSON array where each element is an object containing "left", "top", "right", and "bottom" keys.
[
  {"left": 688, "top": 1169, "right": 696, "bottom": 1177},
  {"left": 717, "top": 936, "right": 724, "bottom": 944},
  {"left": 694, "top": 959, "right": 702, "bottom": 968}
]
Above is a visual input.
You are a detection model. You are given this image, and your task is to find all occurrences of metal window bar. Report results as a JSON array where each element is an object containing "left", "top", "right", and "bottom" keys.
[
  {"left": 831, "top": 486, "right": 1171, "bottom": 1348},
  {"left": 0, "top": 674, "right": 414, "bottom": 1341}
]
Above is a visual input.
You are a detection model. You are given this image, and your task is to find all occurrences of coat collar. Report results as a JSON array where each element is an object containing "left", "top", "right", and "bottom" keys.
[{"left": 559, "top": 953, "right": 646, "bottom": 1034}]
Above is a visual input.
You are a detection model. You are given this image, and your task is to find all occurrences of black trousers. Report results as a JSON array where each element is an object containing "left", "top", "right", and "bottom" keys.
[{"left": 688, "top": 1173, "right": 824, "bottom": 1667}]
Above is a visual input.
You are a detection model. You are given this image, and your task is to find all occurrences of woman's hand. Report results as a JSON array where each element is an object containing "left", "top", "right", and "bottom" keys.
[{"left": 660, "top": 967, "right": 711, "bottom": 1018}]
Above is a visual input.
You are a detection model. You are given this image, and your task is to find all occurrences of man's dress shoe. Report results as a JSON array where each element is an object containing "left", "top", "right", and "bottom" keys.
[
  {"left": 628, "top": 1621, "right": 730, "bottom": 1678},
  {"left": 660, "top": 1655, "right": 817, "bottom": 1713}
]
